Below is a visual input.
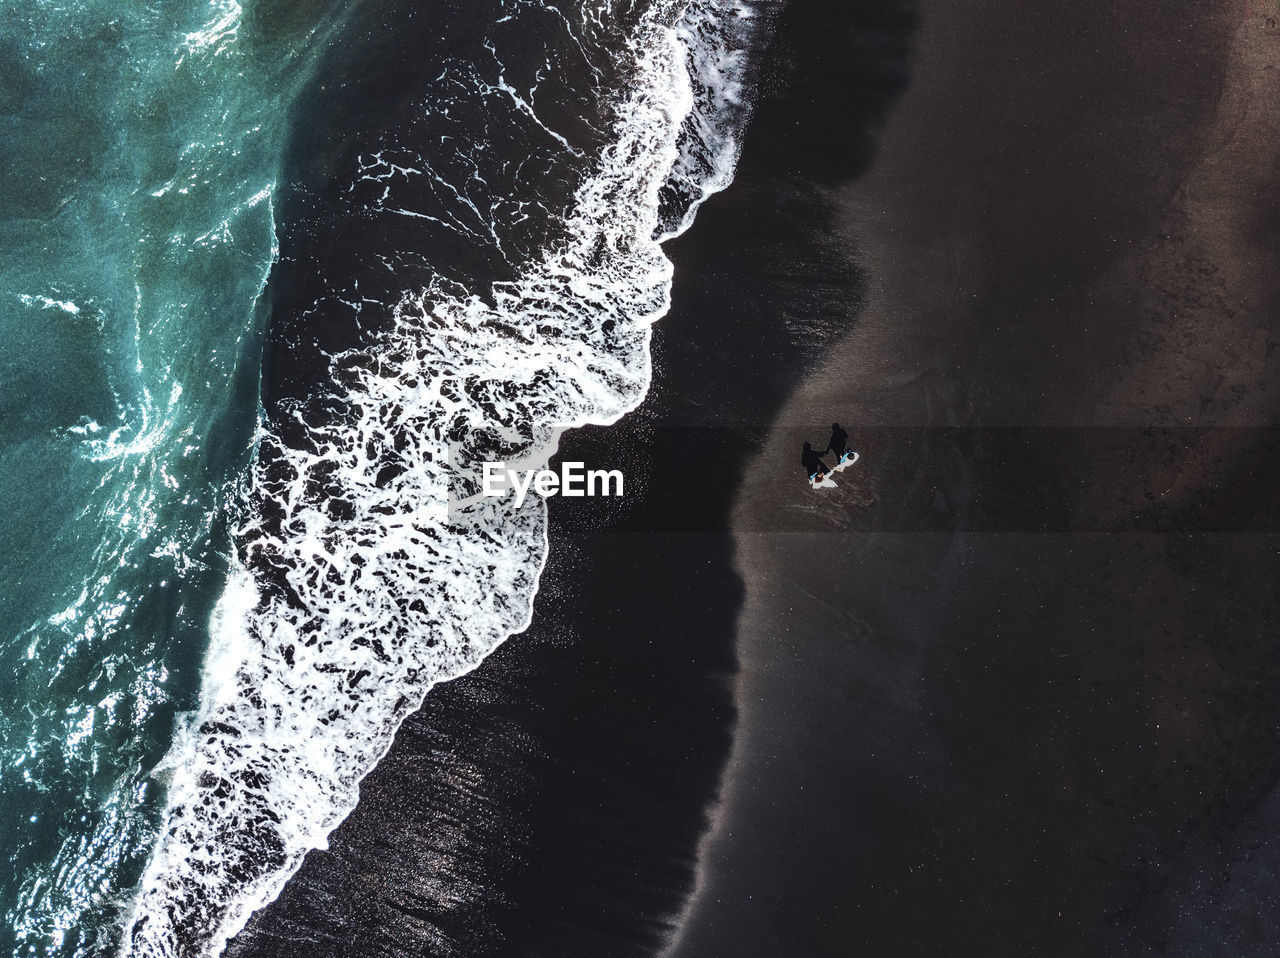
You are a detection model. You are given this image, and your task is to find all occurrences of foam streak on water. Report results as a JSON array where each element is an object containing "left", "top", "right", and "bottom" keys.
[{"left": 121, "top": 2, "right": 757, "bottom": 955}]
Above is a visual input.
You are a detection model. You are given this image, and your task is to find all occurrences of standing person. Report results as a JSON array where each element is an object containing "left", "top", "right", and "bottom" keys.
[
  {"left": 801, "top": 442, "right": 830, "bottom": 482},
  {"left": 824, "top": 422, "right": 850, "bottom": 462}
]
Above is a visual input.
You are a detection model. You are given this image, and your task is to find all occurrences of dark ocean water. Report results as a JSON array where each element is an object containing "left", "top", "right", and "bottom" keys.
[{"left": 1, "top": 0, "right": 763, "bottom": 955}]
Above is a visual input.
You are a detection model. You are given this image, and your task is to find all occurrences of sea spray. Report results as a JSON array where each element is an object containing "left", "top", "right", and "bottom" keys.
[{"left": 120, "top": 2, "right": 758, "bottom": 955}]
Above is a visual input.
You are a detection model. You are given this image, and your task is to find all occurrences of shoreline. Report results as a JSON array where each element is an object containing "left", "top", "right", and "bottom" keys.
[
  {"left": 674, "top": 0, "right": 1280, "bottom": 954},
  {"left": 222, "top": 0, "right": 884, "bottom": 952}
]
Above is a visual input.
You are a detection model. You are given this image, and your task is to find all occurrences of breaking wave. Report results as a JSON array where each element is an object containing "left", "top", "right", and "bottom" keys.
[{"left": 121, "top": 1, "right": 759, "bottom": 954}]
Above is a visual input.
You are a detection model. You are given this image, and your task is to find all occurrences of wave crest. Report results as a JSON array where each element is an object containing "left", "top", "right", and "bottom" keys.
[{"left": 121, "top": 2, "right": 757, "bottom": 955}]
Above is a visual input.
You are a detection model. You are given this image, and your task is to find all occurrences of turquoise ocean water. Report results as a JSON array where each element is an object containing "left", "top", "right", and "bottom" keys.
[
  {"left": 0, "top": 0, "right": 756, "bottom": 953},
  {"left": 0, "top": 2, "right": 336, "bottom": 952}
]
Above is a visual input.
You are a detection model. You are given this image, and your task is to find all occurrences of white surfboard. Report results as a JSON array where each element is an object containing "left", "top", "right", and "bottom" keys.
[
  {"left": 830, "top": 450, "right": 859, "bottom": 473},
  {"left": 807, "top": 450, "right": 858, "bottom": 488}
]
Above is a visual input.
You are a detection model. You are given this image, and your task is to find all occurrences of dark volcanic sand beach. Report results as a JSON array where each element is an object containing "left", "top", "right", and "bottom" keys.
[
  {"left": 672, "top": 0, "right": 1280, "bottom": 956},
  {"left": 226, "top": 1, "right": 915, "bottom": 955},
  {"left": 228, "top": 0, "right": 1280, "bottom": 955}
]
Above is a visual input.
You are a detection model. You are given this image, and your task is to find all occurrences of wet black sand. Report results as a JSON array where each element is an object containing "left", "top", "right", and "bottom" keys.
[{"left": 672, "top": 0, "right": 1280, "bottom": 956}]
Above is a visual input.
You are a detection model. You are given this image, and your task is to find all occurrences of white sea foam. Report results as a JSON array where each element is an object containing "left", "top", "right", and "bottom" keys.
[
  {"left": 120, "top": 2, "right": 758, "bottom": 955},
  {"left": 17, "top": 292, "right": 82, "bottom": 314}
]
